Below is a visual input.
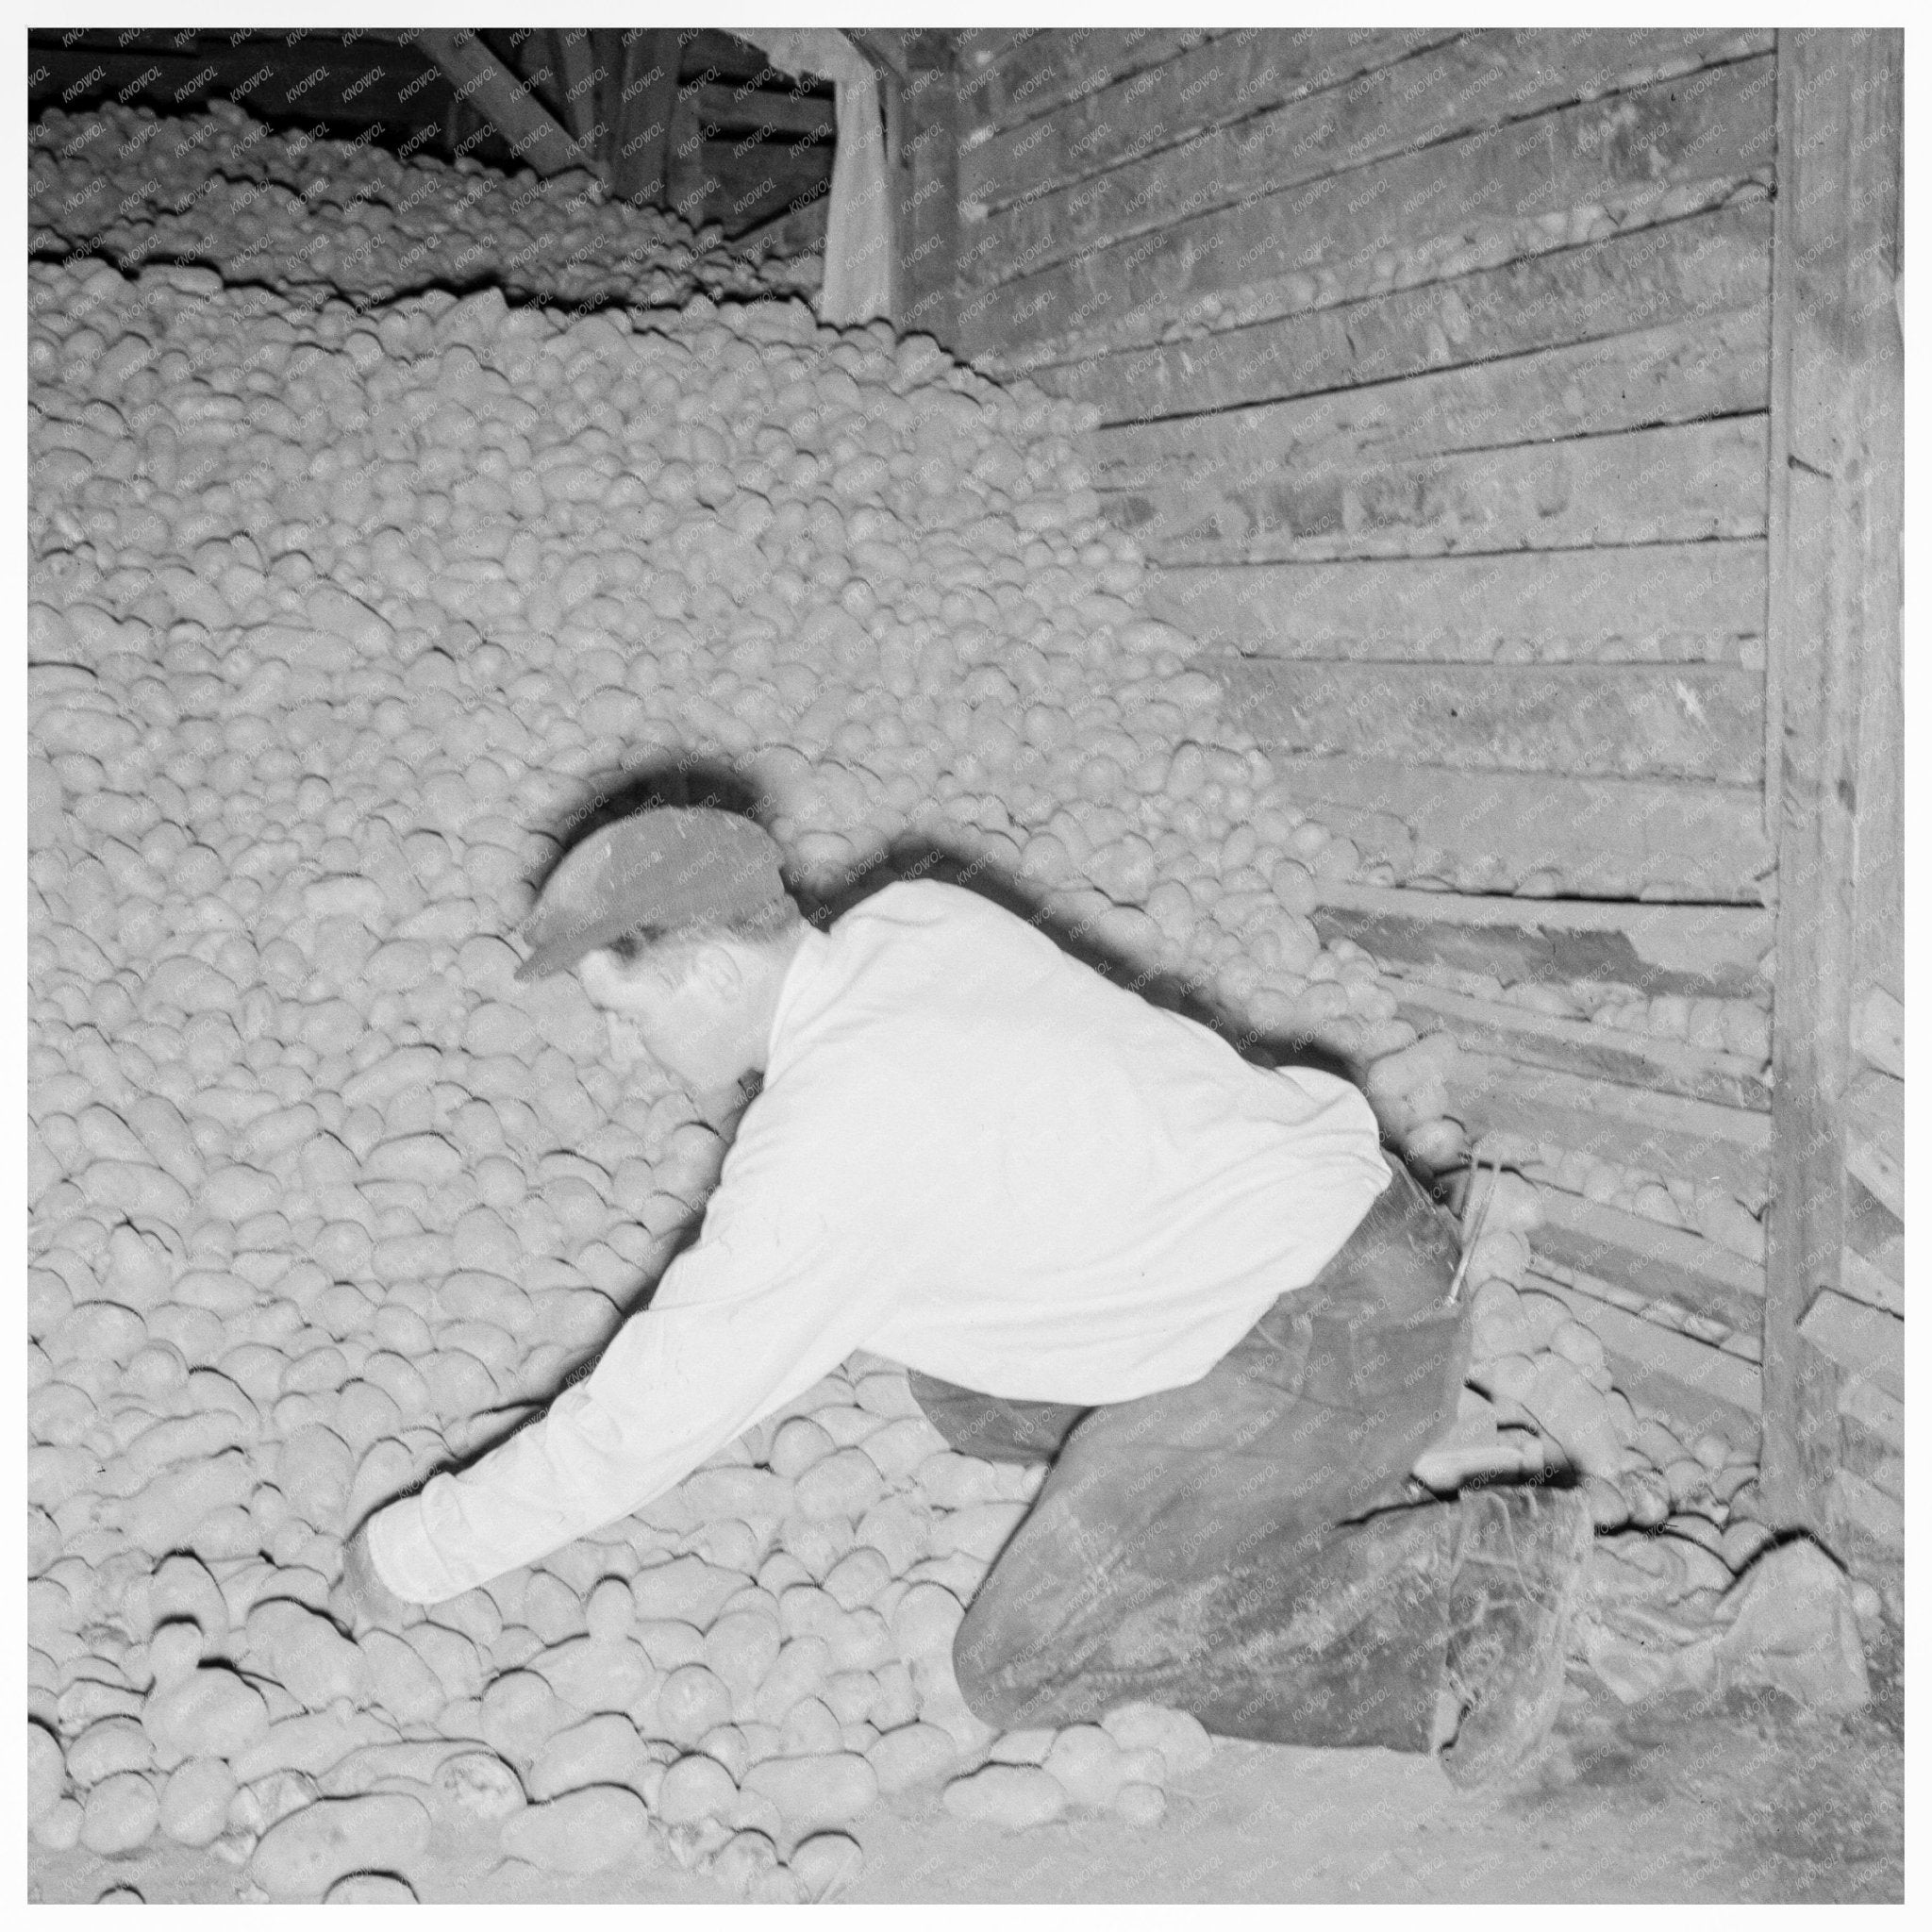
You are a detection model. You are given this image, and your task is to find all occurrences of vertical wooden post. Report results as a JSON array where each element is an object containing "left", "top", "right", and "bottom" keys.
[
  {"left": 901, "top": 31, "right": 960, "bottom": 349},
  {"left": 874, "top": 59, "right": 908, "bottom": 330},
  {"left": 666, "top": 64, "right": 707, "bottom": 225},
  {"left": 1757, "top": 29, "right": 1904, "bottom": 1535},
  {"left": 549, "top": 27, "right": 599, "bottom": 149},
  {"left": 610, "top": 28, "right": 679, "bottom": 209}
]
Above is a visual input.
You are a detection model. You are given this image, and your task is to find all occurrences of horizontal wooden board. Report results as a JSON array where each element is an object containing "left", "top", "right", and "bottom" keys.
[
  {"left": 1092, "top": 308, "right": 1770, "bottom": 495},
  {"left": 1798, "top": 1291, "right": 1903, "bottom": 1401},
  {"left": 971, "top": 30, "right": 1773, "bottom": 291},
  {"left": 1309, "top": 882, "right": 1772, "bottom": 995},
  {"left": 1830, "top": 1469, "right": 1905, "bottom": 1555},
  {"left": 959, "top": 52, "right": 1776, "bottom": 362},
  {"left": 1022, "top": 202, "right": 1773, "bottom": 415},
  {"left": 1107, "top": 415, "right": 1770, "bottom": 565},
  {"left": 1453, "top": 1058, "right": 1771, "bottom": 1201},
  {"left": 965, "top": 28, "right": 1220, "bottom": 135},
  {"left": 1532, "top": 1191, "right": 1766, "bottom": 1328},
  {"left": 1145, "top": 541, "right": 1767, "bottom": 664},
  {"left": 1840, "top": 1244, "right": 1904, "bottom": 1320},
  {"left": 1212, "top": 658, "right": 1761, "bottom": 783},
  {"left": 960, "top": 27, "right": 1449, "bottom": 214},
  {"left": 1850, "top": 983, "right": 1905, "bottom": 1078},
  {"left": 1393, "top": 979, "right": 1773, "bottom": 1110},
  {"left": 1527, "top": 1268, "right": 1762, "bottom": 1439},
  {"left": 1838, "top": 1374, "right": 1903, "bottom": 1450},
  {"left": 1844, "top": 1175, "right": 1905, "bottom": 1286},
  {"left": 1842, "top": 1071, "right": 1904, "bottom": 1222},
  {"left": 1270, "top": 755, "right": 1771, "bottom": 900}
]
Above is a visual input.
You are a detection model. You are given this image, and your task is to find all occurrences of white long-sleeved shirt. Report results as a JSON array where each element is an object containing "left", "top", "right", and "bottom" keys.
[{"left": 370, "top": 878, "right": 1391, "bottom": 1602}]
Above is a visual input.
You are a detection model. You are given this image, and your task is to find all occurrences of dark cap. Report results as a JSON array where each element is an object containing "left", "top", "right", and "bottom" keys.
[{"left": 514, "top": 807, "right": 789, "bottom": 982}]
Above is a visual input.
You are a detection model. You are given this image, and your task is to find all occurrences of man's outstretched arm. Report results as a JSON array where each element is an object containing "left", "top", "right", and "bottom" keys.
[{"left": 348, "top": 1183, "right": 886, "bottom": 1607}]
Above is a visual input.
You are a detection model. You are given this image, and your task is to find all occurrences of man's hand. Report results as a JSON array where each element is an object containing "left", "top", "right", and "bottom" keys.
[{"left": 331, "top": 1521, "right": 413, "bottom": 1638}]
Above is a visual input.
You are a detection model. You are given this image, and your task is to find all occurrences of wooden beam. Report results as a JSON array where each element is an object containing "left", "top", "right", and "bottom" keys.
[
  {"left": 1849, "top": 984, "right": 1904, "bottom": 1078},
  {"left": 1308, "top": 882, "right": 1773, "bottom": 996},
  {"left": 970, "top": 28, "right": 1220, "bottom": 132},
  {"left": 901, "top": 37, "right": 962, "bottom": 348},
  {"left": 610, "top": 29, "right": 679, "bottom": 208},
  {"left": 1829, "top": 1470, "right": 1904, "bottom": 1555},
  {"left": 977, "top": 31, "right": 1772, "bottom": 283},
  {"left": 1843, "top": 1175, "right": 1904, "bottom": 1287},
  {"left": 417, "top": 28, "right": 601, "bottom": 180},
  {"left": 1758, "top": 29, "right": 1904, "bottom": 1538},
  {"left": 873, "top": 53, "right": 908, "bottom": 330},
  {"left": 1264, "top": 755, "right": 1774, "bottom": 902},
  {"left": 1393, "top": 979, "right": 1773, "bottom": 1111},
  {"left": 1839, "top": 1245, "right": 1903, "bottom": 1320},
  {"left": 1840, "top": 1070, "right": 1903, "bottom": 1220},
  {"left": 1533, "top": 1192, "right": 1766, "bottom": 1332},
  {"left": 958, "top": 53, "right": 1776, "bottom": 361},
  {"left": 549, "top": 27, "right": 601, "bottom": 148},
  {"left": 1147, "top": 542, "right": 1767, "bottom": 666},
  {"left": 666, "top": 73, "right": 708, "bottom": 223},
  {"left": 1093, "top": 310, "right": 1770, "bottom": 493},
  {"left": 1109, "top": 415, "right": 1770, "bottom": 565},
  {"left": 1837, "top": 1374, "right": 1902, "bottom": 1451},
  {"left": 1014, "top": 201, "right": 1772, "bottom": 409},
  {"left": 1210, "top": 659, "right": 1762, "bottom": 784},
  {"left": 1525, "top": 1268, "right": 1762, "bottom": 1445},
  {"left": 961, "top": 27, "right": 1446, "bottom": 214},
  {"left": 1798, "top": 1291, "right": 1903, "bottom": 1401},
  {"left": 1453, "top": 1057, "right": 1771, "bottom": 1203}
]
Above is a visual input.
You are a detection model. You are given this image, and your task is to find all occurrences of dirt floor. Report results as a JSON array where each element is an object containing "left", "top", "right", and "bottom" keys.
[{"left": 30, "top": 1621, "right": 1903, "bottom": 1907}]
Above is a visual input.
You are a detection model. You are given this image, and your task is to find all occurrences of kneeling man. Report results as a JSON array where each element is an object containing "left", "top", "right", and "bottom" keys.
[{"left": 341, "top": 806, "right": 1590, "bottom": 1786}]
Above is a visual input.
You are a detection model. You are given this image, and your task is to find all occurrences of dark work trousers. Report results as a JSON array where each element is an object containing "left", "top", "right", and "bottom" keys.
[{"left": 908, "top": 1154, "right": 1474, "bottom": 1751}]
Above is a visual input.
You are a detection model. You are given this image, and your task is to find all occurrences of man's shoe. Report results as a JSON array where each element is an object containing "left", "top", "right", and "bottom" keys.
[{"left": 1438, "top": 1485, "right": 1591, "bottom": 1788}]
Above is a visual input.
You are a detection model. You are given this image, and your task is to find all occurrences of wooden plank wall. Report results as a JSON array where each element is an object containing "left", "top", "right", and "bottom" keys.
[
  {"left": 938, "top": 29, "right": 1813, "bottom": 1453},
  {"left": 951, "top": 27, "right": 1780, "bottom": 901}
]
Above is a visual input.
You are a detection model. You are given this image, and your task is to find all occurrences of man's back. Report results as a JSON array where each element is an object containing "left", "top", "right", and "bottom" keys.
[{"left": 696, "top": 878, "right": 1392, "bottom": 1403}]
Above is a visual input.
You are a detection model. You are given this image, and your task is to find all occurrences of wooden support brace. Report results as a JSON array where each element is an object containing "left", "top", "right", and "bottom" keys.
[{"left": 418, "top": 28, "right": 602, "bottom": 180}]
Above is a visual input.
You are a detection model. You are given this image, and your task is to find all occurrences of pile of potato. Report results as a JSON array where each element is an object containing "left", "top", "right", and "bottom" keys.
[
  {"left": 25, "top": 107, "right": 1763, "bottom": 1897},
  {"left": 1414, "top": 1168, "right": 1764, "bottom": 1564},
  {"left": 29, "top": 101, "right": 819, "bottom": 312},
  {"left": 25, "top": 242, "right": 1352, "bottom": 1897}
]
